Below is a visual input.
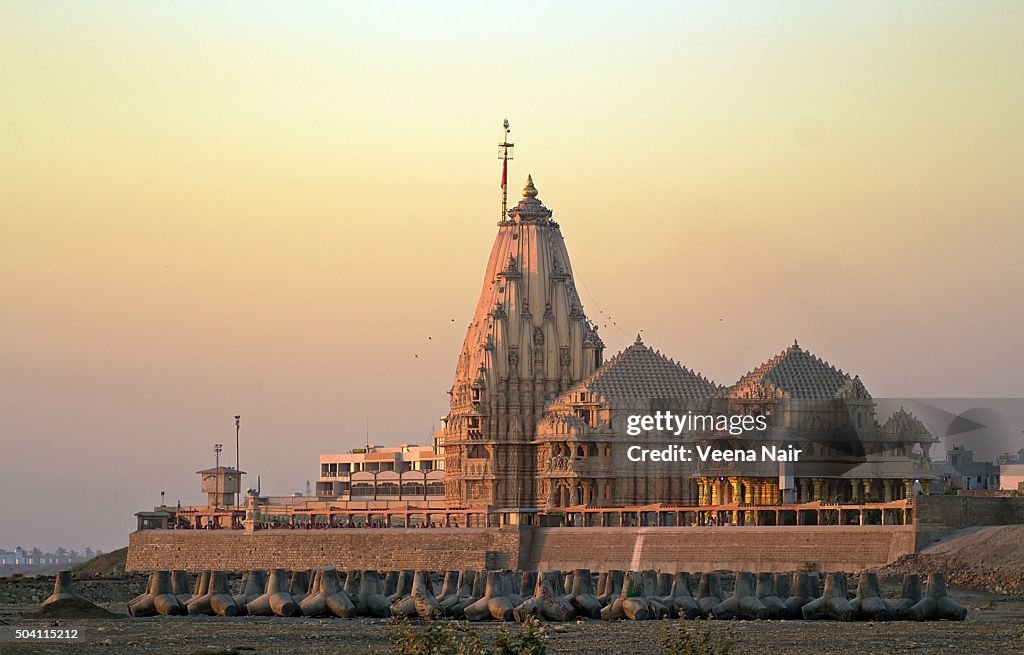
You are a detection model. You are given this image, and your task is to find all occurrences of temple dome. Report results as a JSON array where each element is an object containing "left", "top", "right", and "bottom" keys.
[
  {"left": 725, "top": 341, "right": 867, "bottom": 400},
  {"left": 553, "top": 338, "right": 720, "bottom": 406}
]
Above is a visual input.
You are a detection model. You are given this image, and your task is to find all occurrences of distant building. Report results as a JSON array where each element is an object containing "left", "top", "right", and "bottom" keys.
[
  {"left": 946, "top": 445, "right": 999, "bottom": 490},
  {"left": 316, "top": 441, "right": 446, "bottom": 500},
  {"left": 196, "top": 466, "right": 246, "bottom": 507},
  {"left": 997, "top": 449, "right": 1024, "bottom": 465},
  {"left": 1000, "top": 464, "right": 1024, "bottom": 492},
  {"left": 0, "top": 546, "right": 93, "bottom": 569}
]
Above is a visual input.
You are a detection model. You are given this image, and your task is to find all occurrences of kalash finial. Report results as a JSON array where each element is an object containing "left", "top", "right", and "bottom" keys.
[{"left": 523, "top": 174, "right": 538, "bottom": 198}]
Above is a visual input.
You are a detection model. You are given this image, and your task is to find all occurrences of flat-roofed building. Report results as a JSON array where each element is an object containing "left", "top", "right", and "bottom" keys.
[{"left": 316, "top": 438, "right": 445, "bottom": 501}]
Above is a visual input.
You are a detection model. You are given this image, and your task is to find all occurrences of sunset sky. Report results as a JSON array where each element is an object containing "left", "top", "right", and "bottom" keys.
[{"left": 2, "top": 2, "right": 1023, "bottom": 551}]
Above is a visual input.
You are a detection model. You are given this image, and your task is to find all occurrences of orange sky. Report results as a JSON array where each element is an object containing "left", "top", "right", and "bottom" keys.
[{"left": 1, "top": 2, "right": 1022, "bottom": 551}]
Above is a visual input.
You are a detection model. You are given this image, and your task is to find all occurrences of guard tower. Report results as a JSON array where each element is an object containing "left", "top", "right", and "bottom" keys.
[{"left": 197, "top": 466, "right": 246, "bottom": 508}]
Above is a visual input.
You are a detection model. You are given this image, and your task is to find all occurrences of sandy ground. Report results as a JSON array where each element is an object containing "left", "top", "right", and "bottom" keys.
[{"left": 1, "top": 576, "right": 1022, "bottom": 655}]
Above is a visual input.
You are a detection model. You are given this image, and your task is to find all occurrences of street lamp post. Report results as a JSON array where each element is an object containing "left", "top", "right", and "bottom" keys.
[
  {"left": 235, "top": 415, "right": 241, "bottom": 496},
  {"left": 214, "top": 443, "right": 223, "bottom": 518}
]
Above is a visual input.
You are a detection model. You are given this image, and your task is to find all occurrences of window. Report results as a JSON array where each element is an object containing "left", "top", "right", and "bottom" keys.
[
  {"left": 351, "top": 483, "right": 373, "bottom": 497},
  {"left": 402, "top": 482, "right": 425, "bottom": 497}
]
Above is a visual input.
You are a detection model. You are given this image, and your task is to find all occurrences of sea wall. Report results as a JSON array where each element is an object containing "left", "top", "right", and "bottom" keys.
[
  {"left": 127, "top": 524, "right": 914, "bottom": 573},
  {"left": 526, "top": 526, "right": 915, "bottom": 572},
  {"left": 126, "top": 527, "right": 527, "bottom": 573},
  {"left": 914, "top": 494, "right": 1024, "bottom": 548}
]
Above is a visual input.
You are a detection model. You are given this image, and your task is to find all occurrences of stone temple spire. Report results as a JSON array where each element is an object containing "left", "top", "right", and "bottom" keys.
[{"left": 444, "top": 174, "right": 602, "bottom": 508}]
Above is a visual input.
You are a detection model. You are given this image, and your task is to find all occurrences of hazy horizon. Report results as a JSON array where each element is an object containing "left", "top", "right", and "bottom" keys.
[{"left": 2, "top": 2, "right": 1022, "bottom": 551}]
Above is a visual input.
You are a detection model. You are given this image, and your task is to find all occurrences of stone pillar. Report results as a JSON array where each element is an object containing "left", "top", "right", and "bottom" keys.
[
  {"left": 882, "top": 479, "right": 894, "bottom": 503},
  {"left": 812, "top": 478, "right": 823, "bottom": 502},
  {"left": 850, "top": 479, "right": 861, "bottom": 502},
  {"left": 921, "top": 479, "right": 932, "bottom": 495},
  {"left": 903, "top": 479, "right": 913, "bottom": 499},
  {"left": 697, "top": 478, "right": 707, "bottom": 506},
  {"left": 710, "top": 479, "right": 720, "bottom": 506},
  {"left": 728, "top": 477, "right": 740, "bottom": 505},
  {"left": 799, "top": 478, "right": 811, "bottom": 502},
  {"left": 862, "top": 479, "right": 873, "bottom": 501}
]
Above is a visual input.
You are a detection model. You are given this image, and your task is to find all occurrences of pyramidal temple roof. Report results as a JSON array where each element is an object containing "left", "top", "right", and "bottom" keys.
[
  {"left": 881, "top": 407, "right": 932, "bottom": 438},
  {"left": 556, "top": 334, "right": 720, "bottom": 403},
  {"left": 726, "top": 340, "right": 865, "bottom": 400}
]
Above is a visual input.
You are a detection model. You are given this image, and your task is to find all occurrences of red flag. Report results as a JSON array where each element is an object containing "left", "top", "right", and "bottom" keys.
[{"left": 501, "top": 157, "right": 507, "bottom": 189}]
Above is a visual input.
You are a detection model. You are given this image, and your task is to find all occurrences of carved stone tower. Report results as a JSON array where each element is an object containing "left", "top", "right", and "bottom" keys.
[{"left": 444, "top": 176, "right": 603, "bottom": 508}]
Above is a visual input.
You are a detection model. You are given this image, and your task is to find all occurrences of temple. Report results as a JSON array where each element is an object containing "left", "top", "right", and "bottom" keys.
[{"left": 443, "top": 175, "right": 939, "bottom": 517}]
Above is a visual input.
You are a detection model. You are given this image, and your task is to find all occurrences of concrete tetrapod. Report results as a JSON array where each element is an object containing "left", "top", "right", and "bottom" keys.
[
  {"left": 233, "top": 570, "right": 265, "bottom": 609},
  {"left": 128, "top": 570, "right": 187, "bottom": 617},
  {"left": 247, "top": 568, "right": 302, "bottom": 617},
  {"left": 465, "top": 570, "right": 516, "bottom": 622},
  {"left": 640, "top": 570, "right": 670, "bottom": 619},
  {"left": 298, "top": 566, "right": 354, "bottom": 618},
  {"left": 383, "top": 570, "right": 399, "bottom": 597},
  {"left": 890, "top": 574, "right": 923, "bottom": 619},
  {"left": 773, "top": 573, "right": 792, "bottom": 603},
  {"left": 188, "top": 571, "right": 241, "bottom": 616},
  {"left": 784, "top": 572, "right": 818, "bottom": 615},
  {"left": 436, "top": 571, "right": 460, "bottom": 605},
  {"left": 354, "top": 570, "right": 392, "bottom": 617},
  {"left": 666, "top": 572, "right": 701, "bottom": 619},
  {"left": 801, "top": 573, "right": 853, "bottom": 621},
  {"left": 562, "top": 571, "right": 574, "bottom": 595},
  {"left": 569, "top": 568, "right": 602, "bottom": 619},
  {"left": 696, "top": 572, "right": 724, "bottom": 616},
  {"left": 387, "top": 570, "right": 414, "bottom": 604},
  {"left": 621, "top": 571, "right": 659, "bottom": 620},
  {"left": 289, "top": 570, "right": 311, "bottom": 604},
  {"left": 755, "top": 572, "right": 792, "bottom": 620},
  {"left": 597, "top": 569, "right": 624, "bottom": 606},
  {"left": 391, "top": 570, "right": 442, "bottom": 619},
  {"left": 906, "top": 573, "right": 967, "bottom": 621},
  {"left": 343, "top": 570, "right": 361, "bottom": 599},
  {"left": 29, "top": 570, "right": 114, "bottom": 618},
  {"left": 185, "top": 571, "right": 210, "bottom": 614},
  {"left": 472, "top": 569, "right": 487, "bottom": 598},
  {"left": 518, "top": 571, "right": 537, "bottom": 602},
  {"left": 514, "top": 571, "right": 576, "bottom": 622},
  {"left": 712, "top": 572, "right": 769, "bottom": 620},
  {"left": 438, "top": 570, "right": 477, "bottom": 619},
  {"left": 171, "top": 570, "right": 192, "bottom": 605},
  {"left": 850, "top": 572, "right": 893, "bottom": 621},
  {"left": 600, "top": 571, "right": 656, "bottom": 621}
]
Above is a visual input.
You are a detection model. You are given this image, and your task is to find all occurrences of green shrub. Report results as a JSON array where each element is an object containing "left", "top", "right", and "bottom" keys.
[
  {"left": 659, "top": 620, "right": 735, "bottom": 655},
  {"left": 388, "top": 616, "right": 547, "bottom": 655}
]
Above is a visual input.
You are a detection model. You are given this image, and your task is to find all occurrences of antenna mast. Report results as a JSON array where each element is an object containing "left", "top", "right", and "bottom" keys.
[{"left": 499, "top": 118, "right": 514, "bottom": 221}]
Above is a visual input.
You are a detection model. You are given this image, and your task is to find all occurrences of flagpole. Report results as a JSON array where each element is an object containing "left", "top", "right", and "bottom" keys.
[{"left": 499, "top": 119, "right": 513, "bottom": 221}]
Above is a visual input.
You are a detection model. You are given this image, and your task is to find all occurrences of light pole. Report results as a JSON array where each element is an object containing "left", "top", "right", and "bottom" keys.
[
  {"left": 235, "top": 415, "right": 241, "bottom": 497},
  {"left": 214, "top": 443, "right": 223, "bottom": 515}
]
